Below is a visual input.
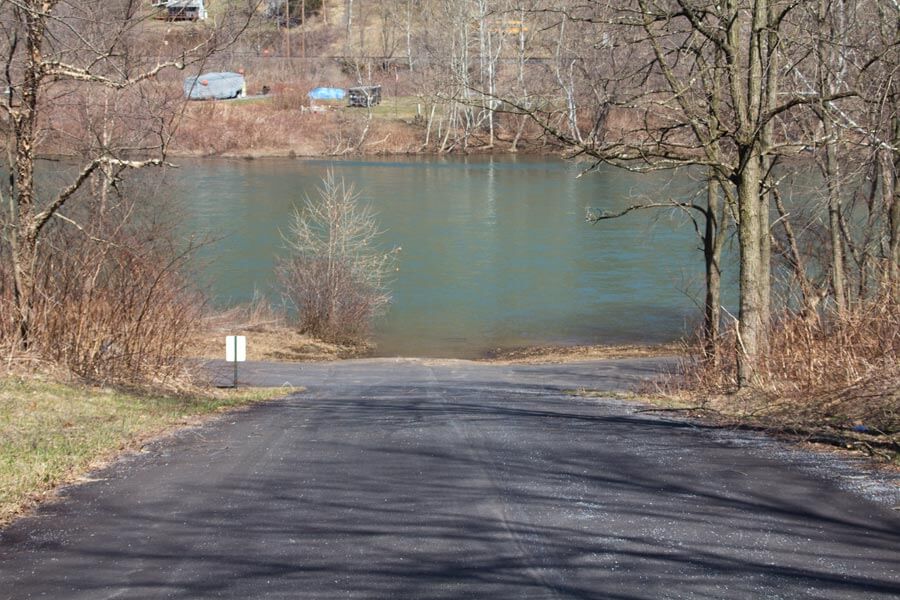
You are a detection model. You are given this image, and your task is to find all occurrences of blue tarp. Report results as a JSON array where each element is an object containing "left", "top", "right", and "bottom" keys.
[
  {"left": 184, "top": 72, "right": 245, "bottom": 100},
  {"left": 308, "top": 87, "right": 346, "bottom": 100}
]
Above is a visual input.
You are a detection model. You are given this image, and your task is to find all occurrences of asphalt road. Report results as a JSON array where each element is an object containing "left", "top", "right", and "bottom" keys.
[{"left": 1, "top": 357, "right": 898, "bottom": 599}]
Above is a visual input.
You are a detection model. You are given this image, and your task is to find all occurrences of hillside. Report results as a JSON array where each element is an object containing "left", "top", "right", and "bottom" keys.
[{"left": 148, "top": 0, "right": 574, "bottom": 156}]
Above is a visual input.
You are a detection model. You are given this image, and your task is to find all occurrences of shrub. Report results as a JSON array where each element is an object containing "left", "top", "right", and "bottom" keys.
[
  {"left": 675, "top": 288, "right": 900, "bottom": 436},
  {"left": 277, "top": 171, "right": 397, "bottom": 344},
  {"left": 0, "top": 178, "right": 204, "bottom": 388}
]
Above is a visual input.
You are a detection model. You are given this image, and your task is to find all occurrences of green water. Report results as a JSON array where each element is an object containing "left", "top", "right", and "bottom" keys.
[{"left": 173, "top": 156, "right": 734, "bottom": 357}]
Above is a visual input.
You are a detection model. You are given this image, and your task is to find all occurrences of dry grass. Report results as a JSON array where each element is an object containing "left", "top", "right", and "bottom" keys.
[
  {"left": 170, "top": 95, "right": 427, "bottom": 157},
  {"left": 173, "top": 99, "right": 324, "bottom": 156},
  {"left": 187, "top": 297, "right": 365, "bottom": 362},
  {"left": 0, "top": 376, "right": 287, "bottom": 526},
  {"left": 659, "top": 292, "right": 900, "bottom": 461},
  {"left": 366, "top": 96, "right": 425, "bottom": 121},
  {"left": 0, "top": 185, "right": 205, "bottom": 390},
  {"left": 483, "top": 343, "right": 681, "bottom": 364}
]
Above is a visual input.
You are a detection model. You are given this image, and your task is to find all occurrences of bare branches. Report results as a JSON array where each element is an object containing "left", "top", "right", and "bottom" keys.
[
  {"left": 30, "top": 158, "right": 100, "bottom": 237},
  {"left": 31, "top": 156, "right": 169, "bottom": 238},
  {"left": 0, "top": 0, "right": 256, "bottom": 352},
  {"left": 278, "top": 171, "right": 398, "bottom": 344},
  {"left": 586, "top": 199, "right": 705, "bottom": 222},
  {"left": 42, "top": 55, "right": 189, "bottom": 88}
]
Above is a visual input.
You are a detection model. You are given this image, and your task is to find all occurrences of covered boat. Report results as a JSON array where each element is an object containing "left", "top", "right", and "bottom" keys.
[{"left": 184, "top": 72, "right": 245, "bottom": 100}]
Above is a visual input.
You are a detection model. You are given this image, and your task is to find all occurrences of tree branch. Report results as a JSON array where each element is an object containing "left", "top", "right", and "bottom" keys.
[
  {"left": 586, "top": 200, "right": 706, "bottom": 223},
  {"left": 31, "top": 157, "right": 171, "bottom": 237},
  {"left": 43, "top": 54, "right": 188, "bottom": 88}
]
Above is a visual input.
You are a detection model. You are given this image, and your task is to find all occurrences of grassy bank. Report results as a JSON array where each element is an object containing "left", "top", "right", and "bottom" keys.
[
  {"left": 0, "top": 378, "right": 286, "bottom": 526},
  {"left": 189, "top": 301, "right": 366, "bottom": 362},
  {"left": 483, "top": 343, "right": 681, "bottom": 364}
]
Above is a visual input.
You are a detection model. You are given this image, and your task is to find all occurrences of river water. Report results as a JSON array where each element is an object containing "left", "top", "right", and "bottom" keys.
[{"left": 173, "top": 156, "right": 734, "bottom": 357}]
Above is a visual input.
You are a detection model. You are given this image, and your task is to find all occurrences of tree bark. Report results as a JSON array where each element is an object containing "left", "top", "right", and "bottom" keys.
[
  {"left": 733, "top": 0, "right": 770, "bottom": 387},
  {"left": 888, "top": 116, "right": 900, "bottom": 293},
  {"left": 10, "top": 9, "right": 46, "bottom": 348},
  {"left": 737, "top": 151, "right": 764, "bottom": 387},
  {"left": 758, "top": 167, "right": 772, "bottom": 350},
  {"left": 703, "top": 176, "right": 726, "bottom": 363},
  {"left": 824, "top": 117, "right": 847, "bottom": 313}
]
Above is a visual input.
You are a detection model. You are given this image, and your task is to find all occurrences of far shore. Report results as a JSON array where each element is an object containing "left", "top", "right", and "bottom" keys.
[
  {"left": 37, "top": 144, "right": 562, "bottom": 162},
  {"left": 164, "top": 146, "right": 555, "bottom": 160}
]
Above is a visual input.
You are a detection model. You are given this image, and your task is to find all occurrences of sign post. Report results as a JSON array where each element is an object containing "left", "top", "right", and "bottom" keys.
[{"left": 225, "top": 335, "right": 246, "bottom": 388}]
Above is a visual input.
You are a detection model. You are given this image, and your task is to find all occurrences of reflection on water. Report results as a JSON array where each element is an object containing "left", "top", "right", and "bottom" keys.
[{"left": 173, "top": 156, "right": 735, "bottom": 358}]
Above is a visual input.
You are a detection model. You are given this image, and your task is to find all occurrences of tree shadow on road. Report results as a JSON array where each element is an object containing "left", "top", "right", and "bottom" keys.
[{"left": 1, "top": 383, "right": 898, "bottom": 599}]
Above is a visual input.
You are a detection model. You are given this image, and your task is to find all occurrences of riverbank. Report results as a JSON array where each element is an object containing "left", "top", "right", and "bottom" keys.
[
  {"left": 572, "top": 359, "right": 900, "bottom": 466},
  {"left": 188, "top": 303, "right": 366, "bottom": 362},
  {"left": 0, "top": 377, "right": 286, "bottom": 526},
  {"left": 482, "top": 343, "right": 682, "bottom": 364},
  {"left": 168, "top": 95, "right": 553, "bottom": 158}
]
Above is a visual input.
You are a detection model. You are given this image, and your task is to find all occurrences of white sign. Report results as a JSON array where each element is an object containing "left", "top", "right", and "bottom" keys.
[{"left": 226, "top": 335, "right": 246, "bottom": 362}]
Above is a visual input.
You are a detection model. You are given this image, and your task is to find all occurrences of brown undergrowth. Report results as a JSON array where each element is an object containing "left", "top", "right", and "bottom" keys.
[
  {"left": 484, "top": 343, "right": 681, "bottom": 364},
  {"left": 0, "top": 185, "right": 204, "bottom": 392},
  {"left": 187, "top": 296, "right": 366, "bottom": 362},
  {"left": 662, "top": 291, "right": 900, "bottom": 461}
]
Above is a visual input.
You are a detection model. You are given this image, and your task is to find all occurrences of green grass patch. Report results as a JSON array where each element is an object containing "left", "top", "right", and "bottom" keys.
[
  {"left": 0, "top": 378, "right": 289, "bottom": 525},
  {"left": 366, "top": 96, "right": 425, "bottom": 120}
]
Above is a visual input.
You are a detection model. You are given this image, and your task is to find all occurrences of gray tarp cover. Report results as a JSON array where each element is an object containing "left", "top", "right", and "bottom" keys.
[{"left": 184, "top": 72, "right": 245, "bottom": 100}]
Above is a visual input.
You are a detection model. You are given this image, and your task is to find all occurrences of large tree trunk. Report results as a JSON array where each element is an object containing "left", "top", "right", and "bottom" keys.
[
  {"left": 10, "top": 13, "right": 45, "bottom": 348},
  {"left": 758, "top": 165, "right": 772, "bottom": 350},
  {"left": 733, "top": 0, "right": 772, "bottom": 387},
  {"left": 737, "top": 152, "right": 765, "bottom": 387},
  {"left": 757, "top": 0, "right": 779, "bottom": 348},
  {"left": 10, "top": 240, "right": 36, "bottom": 348},
  {"left": 888, "top": 118, "right": 900, "bottom": 292}
]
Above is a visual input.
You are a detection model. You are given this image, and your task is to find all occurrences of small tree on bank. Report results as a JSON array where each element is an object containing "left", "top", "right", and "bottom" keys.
[{"left": 277, "top": 172, "right": 397, "bottom": 345}]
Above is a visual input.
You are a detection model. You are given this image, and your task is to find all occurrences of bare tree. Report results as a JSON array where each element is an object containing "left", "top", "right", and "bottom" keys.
[
  {"left": 865, "top": 0, "right": 900, "bottom": 293},
  {"left": 588, "top": 173, "right": 731, "bottom": 361},
  {"left": 493, "top": 0, "right": 865, "bottom": 387},
  {"left": 0, "top": 0, "right": 256, "bottom": 350},
  {"left": 277, "top": 171, "right": 398, "bottom": 344}
]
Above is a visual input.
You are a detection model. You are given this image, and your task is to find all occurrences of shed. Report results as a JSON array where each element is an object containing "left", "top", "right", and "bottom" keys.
[
  {"left": 347, "top": 85, "right": 382, "bottom": 108},
  {"left": 184, "top": 72, "right": 245, "bottom": 100}
]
